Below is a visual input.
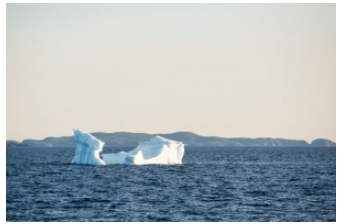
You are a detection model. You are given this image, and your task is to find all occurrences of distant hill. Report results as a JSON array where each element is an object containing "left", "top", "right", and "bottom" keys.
[
  {"left": 6, "top": 140, "right": 29, "bottom": 148},
  {"left": 12, "top": 131, "right": 336, "bottom": 148},
  {"left": 311, "top": 138, "right": 336, "bottom": 147}
]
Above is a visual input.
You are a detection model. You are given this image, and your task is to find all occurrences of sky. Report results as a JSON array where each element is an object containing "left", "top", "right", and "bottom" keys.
[{"left": 6, "top": 3, "right": 336, "bottom": 142}]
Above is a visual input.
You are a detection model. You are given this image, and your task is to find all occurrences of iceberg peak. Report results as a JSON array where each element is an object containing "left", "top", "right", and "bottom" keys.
[
  {"left": 71, "top": 129, "right": 105, "bottom": 165},
  {"left": 148, "top": 135, "right": 181, "bottom": 145}
]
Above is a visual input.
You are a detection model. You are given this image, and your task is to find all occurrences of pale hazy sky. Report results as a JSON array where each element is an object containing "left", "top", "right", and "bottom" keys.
[{"left": 6, "top": 3, "right": 336, "bottom": 142}]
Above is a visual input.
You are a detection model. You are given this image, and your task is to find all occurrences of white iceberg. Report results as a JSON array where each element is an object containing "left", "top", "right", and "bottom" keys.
[
  {"left": 71, "top": 129, "right": 185, "bottom": 165},
  {"left": 72, "top": 129, "right": 106, "bottom": 165}
]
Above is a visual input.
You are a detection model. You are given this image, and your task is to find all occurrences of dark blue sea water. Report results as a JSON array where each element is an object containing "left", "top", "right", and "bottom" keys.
[{"left": 6, "top": 147, "right": 336, "bottom": 222}]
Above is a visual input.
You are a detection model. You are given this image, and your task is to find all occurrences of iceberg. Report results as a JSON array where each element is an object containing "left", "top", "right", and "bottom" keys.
[
  {"left": 72, "top": 129, "right": 105, "bottom": 165},
  {"left": 71, "top": 129, "right": 185, "bottom": 165}
]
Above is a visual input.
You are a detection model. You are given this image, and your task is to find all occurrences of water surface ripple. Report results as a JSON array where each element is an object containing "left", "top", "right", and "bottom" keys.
[{"left": 6, "top": 147, "right": 336, "bottom": 221}]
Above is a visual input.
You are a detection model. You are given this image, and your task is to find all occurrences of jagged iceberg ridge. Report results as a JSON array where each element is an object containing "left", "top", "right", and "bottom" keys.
[{"left": 71, "top": 129, "right": 185, "bottom": 165}]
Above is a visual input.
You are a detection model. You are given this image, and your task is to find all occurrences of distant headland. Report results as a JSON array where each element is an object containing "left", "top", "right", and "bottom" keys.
[
  {"left": 7, "top": 132, "right": 336, "bottom": 148},
  {"left": 6, "top": 140, "right": 29, "bottom": 148}
]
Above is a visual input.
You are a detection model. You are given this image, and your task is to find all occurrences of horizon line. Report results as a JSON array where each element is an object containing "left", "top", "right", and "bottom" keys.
[{"left": 6, "top": 130, "right": 336, "bottom": 143}]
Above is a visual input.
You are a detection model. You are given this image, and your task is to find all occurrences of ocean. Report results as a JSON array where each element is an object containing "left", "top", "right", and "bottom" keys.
[{"left": 6, "top": 147, "right": 336, "bottom": 222}]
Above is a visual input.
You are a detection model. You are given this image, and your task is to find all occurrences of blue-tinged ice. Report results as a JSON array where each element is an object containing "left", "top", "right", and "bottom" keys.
[
  {"left": 71, "top": 129, "right": 185, "bottom": 165},
  {"left": 72, "top": 129, "right": 105, "bottom": 165}
]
